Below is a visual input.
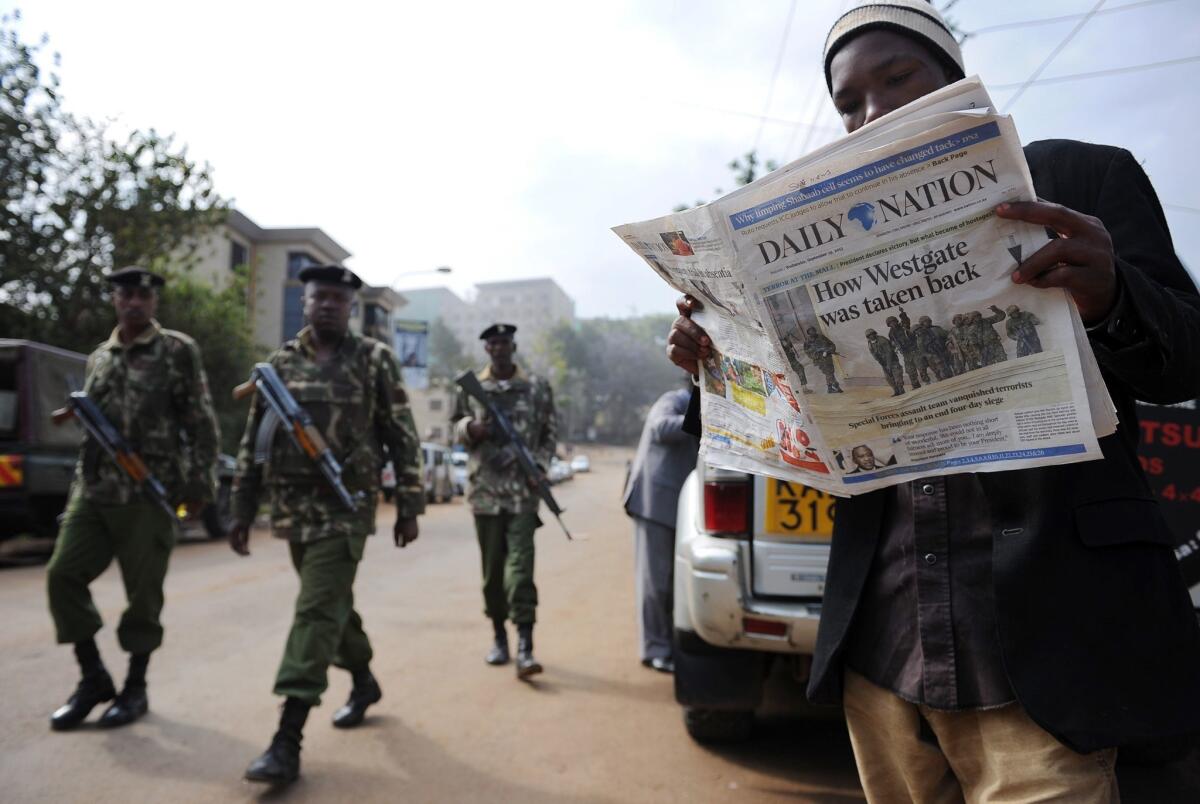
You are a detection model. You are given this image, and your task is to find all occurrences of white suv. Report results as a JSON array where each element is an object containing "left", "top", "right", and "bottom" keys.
[{"left": 673, "top": 460, "right": 836, "bottom": 742}]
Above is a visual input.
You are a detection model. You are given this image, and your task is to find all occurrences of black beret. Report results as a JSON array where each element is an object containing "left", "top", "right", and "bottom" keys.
[
  {"left": 479, "top": 323, "right": 517, "bottom": 340},
  {"left": 297, "top": 264, "right": 363, "bottom": 289},
  {"left": 106, "top": 266, "right": 165, "bottom": 289}
]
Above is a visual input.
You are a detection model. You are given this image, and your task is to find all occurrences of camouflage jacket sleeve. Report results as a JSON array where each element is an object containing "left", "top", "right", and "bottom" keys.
[
  {"left": 230, "top": 382, "right": 265, "bottom": 527},
  {"left": 171, "top": 335, "right": 221, "bottom": 505},
  {"left": 533, "top": 378, "right": 557, "bottom": 471},
  {"left": 450, "top": 385, "right": 475, "bottom": 445},
  {"left": 373, "top": 343, "right": 425, "bottom": 520}
]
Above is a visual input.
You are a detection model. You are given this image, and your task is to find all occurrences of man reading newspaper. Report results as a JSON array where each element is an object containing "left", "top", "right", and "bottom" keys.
[{"left": 666, "top": 2, "right": 1200, "bottom": 800}]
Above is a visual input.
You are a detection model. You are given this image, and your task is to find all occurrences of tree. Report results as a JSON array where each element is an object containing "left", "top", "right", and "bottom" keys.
[
  {"left": 0, "top": 12, "right": 226, "bottom": 352},
  {"left": 428, "top": 317, "right": 472, "bottom": 382},
  {"left": 535, "top": 314, "right": 684, "bottom": 444},
  {"left": 156, "top": 270, "right": 260, "bottom": 453},
  {"left": 674, "top": 149, "right": 780, "bottom": 211},
  {"left": 1, "top": 14, "right": 257, "bottom": 451}
]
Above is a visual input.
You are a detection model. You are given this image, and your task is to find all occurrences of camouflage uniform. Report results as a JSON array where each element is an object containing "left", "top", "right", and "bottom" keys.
[
  {"left": 451, "top": 364, "right": 556, "bottom": 626},
  {"left": 950, "top": 315, "right": 980, "bottom": 373},
  {"left": 1005, "top": 308, "right": 1044, "bottom": 357},
  {"left": 803, "top": 330, "right": 843, "bottom": 393},
  {"left": 47, "top": 319, "right": 219, "bottom": 655},
  {"left": 971, "top": 308, "right": 1009, "bottom": 366},
  {"left": 231, "top": 327, "right": 423, "bottom": 705},
  {"left": 886, "top": 312, "right": 926, "bottom": 389},
  {"left": 866, "top": 332, "right": 907, "bottom": 395},
  {"left": 913, "top": 318, "right": 954, "bottom": 381}
]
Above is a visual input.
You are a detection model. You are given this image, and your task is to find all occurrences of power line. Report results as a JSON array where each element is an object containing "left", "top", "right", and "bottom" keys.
[
  {"left": 660, "top": 96, "right": 843, "bottom": 132},
  {"left": 966, "top": 0, "right": 1181, "bottom": 37},
  {"left": 1002, "top": 0, "right": 1106, "bottom": 112},
  {"left": 1164, "top": 203, "right": 1200, "bottom": 215},
  {"left": 786, "top": 0, "right": 854, "bottom": 161},
  {"left": 991, "top": 54, "right": 1200, "bottom": 90},
  {"left": 753, "top": 0, "right": 799, "bottom": 152}
]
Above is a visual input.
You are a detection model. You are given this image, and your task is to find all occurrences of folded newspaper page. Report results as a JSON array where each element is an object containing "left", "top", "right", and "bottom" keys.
[{"left": 614, "top": 77, "right": 1115, "bottom": 496}]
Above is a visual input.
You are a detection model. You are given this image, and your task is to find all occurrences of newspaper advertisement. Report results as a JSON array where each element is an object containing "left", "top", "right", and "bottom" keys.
[{"left": 614, "top": 77, "right": 1112, "bottom": 496}]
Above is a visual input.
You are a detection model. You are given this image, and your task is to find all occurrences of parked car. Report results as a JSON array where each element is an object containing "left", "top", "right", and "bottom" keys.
[
  {"left": 198, "top": 453, "right": 237, "bottom": 540},
  {"left": 449, "top": 450, "right": 468, "bottom": 496},
  {"left": 548, "top": 456, "right": 573, "bottom": 484},
  {"left": 0, "top": 340, "right": 87, "bottom": 539},
  {"left": 672, "top": 460, "right": 834, "bottom": 743},
  {"left": 569, "top": 454, "right": 591, "bottom": 473},
  {"left": 421, "top": 442, "right": 455, "bottom": 503}
]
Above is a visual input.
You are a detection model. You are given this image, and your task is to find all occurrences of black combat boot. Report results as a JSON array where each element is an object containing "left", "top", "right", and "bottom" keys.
[
  {"left": 332, "top": 668, "right": 382, "bottom": 729},
  {"left": 98, "top": 652, "right": 150, "bottom": 728},
  {"left": 50, "top": 639, "right": 116, "bottom": 731},
  {"left": 245, "top": 697, "right": 310, "bottom": 784},
  {"left": 515, "top": 623, "right": 542, "bottom": 680},
  {"left": 485, "top": 619, "right": 510, "bottom": 666}
]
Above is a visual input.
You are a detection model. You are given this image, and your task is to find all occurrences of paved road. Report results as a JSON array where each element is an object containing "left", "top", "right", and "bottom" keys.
[
  {"left": 1, "top": 447, "right": 1196, "bottom": 802},
  {"left": 0, "top": 448, "right": 863, "bottom": 803}
]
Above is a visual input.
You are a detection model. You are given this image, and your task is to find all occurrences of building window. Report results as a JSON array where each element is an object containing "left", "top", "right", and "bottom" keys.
[
  {"left": 230, "top": 240, "right": 248, "bottom": 271},
  {"left": 429, "top": 426, "right": 444, "bottom": 440},
  {"left": 429, "top": 398, "right": 443, "bottom": 412},
  {"left": 287, "top": 251, "right": 321, "bottom": 279},
  {"left": 282, "top": 285, "right": 305, "bottom": 340}
]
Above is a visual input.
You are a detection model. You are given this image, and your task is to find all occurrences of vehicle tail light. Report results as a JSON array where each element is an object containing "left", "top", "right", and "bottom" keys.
[
  {"left": 0, "top": 454, "right": 24, "bottom": 488},
  {"left": 743, "top": 617, "right": 787, "bottom": 638},
  {"left": 703, "top": 473, "right": 750, "bottom": 535}
]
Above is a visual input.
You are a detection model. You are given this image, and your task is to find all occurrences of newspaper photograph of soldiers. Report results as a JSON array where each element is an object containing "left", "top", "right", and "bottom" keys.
[{"left": 615, "top": 77, "right": 1116, "bottom": 495}]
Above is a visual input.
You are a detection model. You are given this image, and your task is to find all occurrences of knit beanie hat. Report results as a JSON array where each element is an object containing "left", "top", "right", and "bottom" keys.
[{"left": 823, "top": 0, "right": 965, "bottom": 91}]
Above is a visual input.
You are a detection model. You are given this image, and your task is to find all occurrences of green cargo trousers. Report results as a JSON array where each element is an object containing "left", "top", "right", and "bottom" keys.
[
  {"left": 273, "top": 534, "right": 373, "bottom": 706},
  {"left": 475, "top": 511, "right": 540, "bottom": 625},
  {"left": 46, "top": 491, "right": 175, "bottom": 655}
]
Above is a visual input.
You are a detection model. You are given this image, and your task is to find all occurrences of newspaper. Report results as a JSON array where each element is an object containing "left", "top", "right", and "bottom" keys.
[{"left": 614, "top": 77, "right": 1115, "bottom": 496}]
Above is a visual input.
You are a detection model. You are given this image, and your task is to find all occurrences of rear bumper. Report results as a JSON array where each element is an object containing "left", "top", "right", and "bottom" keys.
[{"left": 673, "top": 473, "right": 822, "bottom": 656}]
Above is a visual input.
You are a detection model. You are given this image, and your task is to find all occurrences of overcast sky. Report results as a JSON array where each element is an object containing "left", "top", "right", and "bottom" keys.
[{"left": 10, "top": 0, "right": 1200, "bottom": 318}]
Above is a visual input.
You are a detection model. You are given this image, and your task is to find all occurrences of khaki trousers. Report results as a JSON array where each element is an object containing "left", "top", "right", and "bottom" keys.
[{"left": 843, "top": 670, "right": 1119, "bottom": 804}]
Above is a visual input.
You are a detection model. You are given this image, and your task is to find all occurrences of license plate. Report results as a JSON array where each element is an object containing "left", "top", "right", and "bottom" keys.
[{"left": 763, "top": 479, "right": 835, "bottom": 539}]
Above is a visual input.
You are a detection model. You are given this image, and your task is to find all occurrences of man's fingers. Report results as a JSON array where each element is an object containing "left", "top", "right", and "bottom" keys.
[
  {"left": 676, "top": 294, "right": 704, "bottom": 317},
  {"left": 996, "top": 201, "right": 1090, "bottom": 236},
  {"left": 1011, "top": 237, "right": 1095, "bottom": 286},
  {"left": 669, "top": 315, "right": 711, "bottom": 349}
]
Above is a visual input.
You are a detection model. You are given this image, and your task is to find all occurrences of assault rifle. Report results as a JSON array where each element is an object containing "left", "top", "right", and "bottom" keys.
[
  {"left": 52, "top": 392, "right": 177, "bottom": 519},
  {"left": 233, "top": 363, "right": 360, "bottom": 512},
  {"left": 455, "top": 370, "right": 572, "bottom": 540}
]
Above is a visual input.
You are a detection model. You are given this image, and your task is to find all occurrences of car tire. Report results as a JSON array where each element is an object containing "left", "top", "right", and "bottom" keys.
[{"left": 682, "top": 707, "right": 754, "bottom": 743}]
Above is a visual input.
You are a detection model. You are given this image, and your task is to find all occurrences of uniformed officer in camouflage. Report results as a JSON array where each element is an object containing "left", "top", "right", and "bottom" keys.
[
  {"left": 949, "top": 313, "right": 978, "bottom": 373},
  {"left": 913, "top": 315, "right": 954, "bottom": 381},
  {"left": 46, "top": 266, "right": 219, "bottom": 731},
  {"left": 802, "top": 326, "right": 843, "bottom": 393},
  {"left": 779, "top": 332, "right": 810, "bottom": 392},
  {"left": 451, "top": 323, "right": 557, "bottom": 680},
  {"left": 884, "top": 310, "right": 925, "bottom": 389},
  {"left": 865, "top": 328, "right": 907, "bottom": 396},
  {"left": 227, "top": 264, "right": 424, "bottom": 785},
  {"left": 1004, "top": 304, "right": 1044, "bottom": 357},
  {"left": 969, "top": 306, "right": 1009, "bottom": 366}
]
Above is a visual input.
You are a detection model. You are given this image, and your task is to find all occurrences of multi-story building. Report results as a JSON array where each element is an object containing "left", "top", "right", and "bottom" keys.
[
  {"left": 472, "top": 278, "right": 576, "bottom": 348},
  {"left": 187, "top": 209, "right": 389, "bottom": 349},
  {"left": 400, "top": 278, "right": 576, "bottom": 367}
]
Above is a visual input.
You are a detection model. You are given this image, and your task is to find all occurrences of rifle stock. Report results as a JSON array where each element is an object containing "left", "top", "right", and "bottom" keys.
[
  {"left": 239, "top": 363, "right": 360, "bottom": 512},
  {"left": 53, "top": 392, "right": 177, "bottom": 519}
]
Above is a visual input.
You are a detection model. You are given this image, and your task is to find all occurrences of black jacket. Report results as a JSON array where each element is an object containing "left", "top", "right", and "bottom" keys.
[{"left": 806, "top": 140, "right": 1200, "bottom": 753}]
